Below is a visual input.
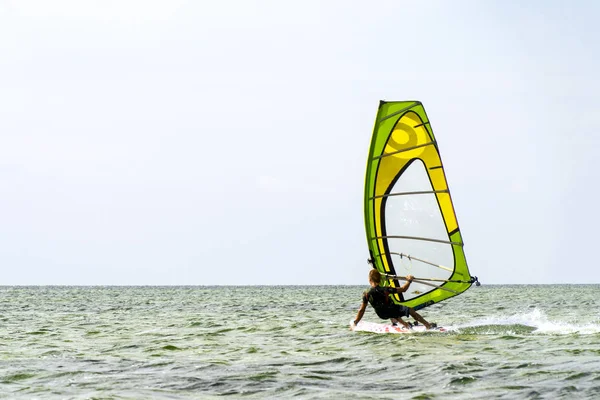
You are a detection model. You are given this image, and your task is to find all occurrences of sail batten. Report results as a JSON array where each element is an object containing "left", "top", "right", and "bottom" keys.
[
  {"left": 364, "top": 100, "right": 475, "bottom": 309},
  {"left": 378, "top": 101, "right": 421, "bottom": 122},
  {"left": 370, "top": 189, "right": 449, "bottom": 199},
  {"left": 374, "top": 235, "right": 463, "bottom": 246},
  {"left": 413, "top": 121, "right": 430, "bottom": 128},
  {"left": 379, "top": 252, "right": 454, "bottom": 272},
  {"left": 373, "top": 141, "right": 436, "bottom": 159}
]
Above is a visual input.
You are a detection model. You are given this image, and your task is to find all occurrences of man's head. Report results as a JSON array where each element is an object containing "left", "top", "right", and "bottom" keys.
[{"left": 368, "top": 268, "right": 381, "bottom": 285}]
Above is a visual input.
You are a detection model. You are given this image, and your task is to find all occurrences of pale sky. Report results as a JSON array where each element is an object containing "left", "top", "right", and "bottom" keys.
[{"left": 1, "top": 0, "right": 599, "bottom": 285}]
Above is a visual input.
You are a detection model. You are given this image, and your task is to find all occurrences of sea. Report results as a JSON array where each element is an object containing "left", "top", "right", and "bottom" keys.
[{"left": 1, "top": 285, "right": 599, "bottom": 399}]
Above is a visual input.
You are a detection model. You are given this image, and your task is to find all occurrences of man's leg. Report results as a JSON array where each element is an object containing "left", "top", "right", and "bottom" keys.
[
  {"left": 408, "top": 308, "right": 432, "bottom": 329},
  {"left": 391, "top": 317, "right": 410, "bottom": 329}
]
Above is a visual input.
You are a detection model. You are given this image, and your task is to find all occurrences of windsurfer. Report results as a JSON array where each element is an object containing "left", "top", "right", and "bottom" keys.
[{"left": 353, "top": 269, "right": 434, "bottom": 330}]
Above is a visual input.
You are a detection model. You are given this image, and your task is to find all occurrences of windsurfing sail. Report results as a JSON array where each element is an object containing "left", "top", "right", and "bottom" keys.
[{"left": 364, "top": 100, "right": 478, "bottom": 310}]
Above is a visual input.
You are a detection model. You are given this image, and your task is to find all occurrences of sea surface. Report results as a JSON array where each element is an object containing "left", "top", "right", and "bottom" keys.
[{"left": 1, "top": 285, "right": 599, "bottom": 399}]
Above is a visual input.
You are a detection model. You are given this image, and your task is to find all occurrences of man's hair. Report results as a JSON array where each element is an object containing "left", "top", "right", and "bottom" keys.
[{"left": 368, "top": 268, "right": 381, "bottom": 284}]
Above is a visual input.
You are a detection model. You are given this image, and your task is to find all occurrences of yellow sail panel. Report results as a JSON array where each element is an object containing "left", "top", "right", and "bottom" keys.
[{"left": 435, "top": 192, "right": 457, "bottom": 233}]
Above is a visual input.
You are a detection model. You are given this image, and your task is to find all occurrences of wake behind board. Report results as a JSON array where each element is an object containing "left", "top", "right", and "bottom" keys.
[{"left": 350, "top": 320, "right": 446, "bottom": 334}]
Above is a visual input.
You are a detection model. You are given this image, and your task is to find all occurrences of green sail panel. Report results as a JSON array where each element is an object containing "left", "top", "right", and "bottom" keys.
[{"left": 364, "top": 101, "right": 475, "bottom": 310}]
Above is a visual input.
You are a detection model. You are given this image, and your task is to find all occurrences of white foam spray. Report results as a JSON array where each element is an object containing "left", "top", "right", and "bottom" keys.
[{"left": 450, "top": 308, "right": 600, "bottom": 335}]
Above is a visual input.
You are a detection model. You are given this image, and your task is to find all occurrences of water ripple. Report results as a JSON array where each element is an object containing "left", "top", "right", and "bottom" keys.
[{"left": 0, "top": 285, "right": 599, "bottom": 398}]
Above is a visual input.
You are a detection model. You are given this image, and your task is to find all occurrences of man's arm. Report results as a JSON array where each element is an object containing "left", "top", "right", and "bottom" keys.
[
  {"left": 353, "top": 302, "right": 367, "bottom": 325},
  {"left": 395, "top": 275, "right": 414, "bottom": 293}
]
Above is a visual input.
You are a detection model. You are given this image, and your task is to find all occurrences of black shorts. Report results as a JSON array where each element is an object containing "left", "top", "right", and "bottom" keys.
[{"left": 376, "top": 305, "right": 411, "bottom": 319}]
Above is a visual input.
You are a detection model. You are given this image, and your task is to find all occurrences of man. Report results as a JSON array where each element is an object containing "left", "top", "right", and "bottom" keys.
[{"left": 353, "top": 268, "right": 434, "bottom": 330}]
